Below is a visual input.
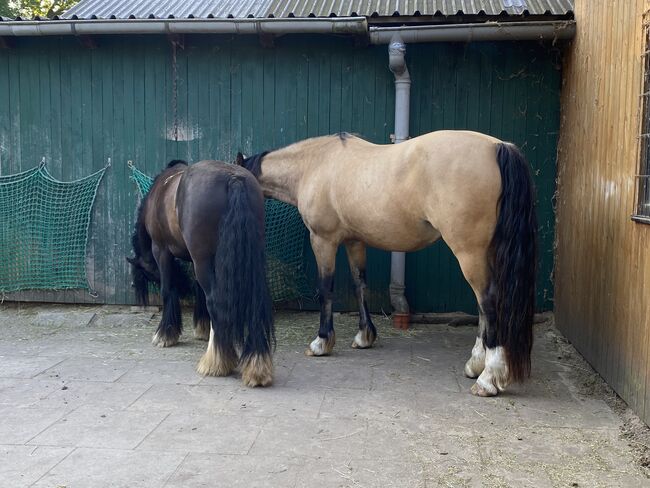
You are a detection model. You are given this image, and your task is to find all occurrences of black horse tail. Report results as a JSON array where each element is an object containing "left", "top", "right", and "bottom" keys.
[
  {"left": 214, "top": 175, "right": 274, "bottom": 385},
  {"left": 130, "top": 238, "right": 151, "bottom": 306},
  {"left": 484, "top": 142, "right": 538, "bottom": 383},
  {"left": 129, "top": 205, "right": 154, "bottom": 307}
]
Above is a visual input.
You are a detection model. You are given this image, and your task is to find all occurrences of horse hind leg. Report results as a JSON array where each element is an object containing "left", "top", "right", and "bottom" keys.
[
  {"left": 455, "top": 250, "right": 509, "bottom": 397},
  {"left": 345, "top": 241, "right": 377, "bottom": 349},
  {"left": 197, "top": 327, "right": 239, "bottom": 377},
  {"left": 471, "top": 284, "right": 509, "bottom": 397},
  {"left": 194, "top": 262, "right": 238, "bottom": 377},
  {"left": 464, "top": 312, "right": 487, "bottom": 378},
  {"left": 240, "top": 347, "right": 274, "bottom": 387},
  {"left": 192, "top": 281, "right": 210, "bottom": 341}
]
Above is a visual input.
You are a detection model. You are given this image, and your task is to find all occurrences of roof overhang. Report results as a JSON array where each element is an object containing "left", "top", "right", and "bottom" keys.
[
  {"left": 0, "top": 17, "right": 369, "bottom": 36},
  {"left": 0, "top": 16, "right": 575, "bottom": 43}
]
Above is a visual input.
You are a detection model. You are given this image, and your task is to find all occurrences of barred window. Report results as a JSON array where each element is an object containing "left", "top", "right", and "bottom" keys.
[{"left": 635, "top": 12, "right": 650, "bottom": 222}]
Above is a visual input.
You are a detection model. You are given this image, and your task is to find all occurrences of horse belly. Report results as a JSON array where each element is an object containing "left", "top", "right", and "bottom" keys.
[{"left": 345, "top": 212, "right": 441, "bottom": 252}]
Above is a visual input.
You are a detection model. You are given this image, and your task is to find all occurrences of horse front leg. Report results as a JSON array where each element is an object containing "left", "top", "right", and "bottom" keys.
[
  {"left": 151, "top": 245, "right": 183, "bottom": 347},
  {"left": 345, "top": 241, "right": 377, "bottom": 349},
  {"left": 305, "top": 234, "right": 338, "bottom": 356}
]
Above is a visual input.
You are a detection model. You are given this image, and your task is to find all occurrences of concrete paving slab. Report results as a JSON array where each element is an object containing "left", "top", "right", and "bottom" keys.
[
  {"left": 30, "top": 447, "right": 186, "bottom": 488},
  {"left": 284, "top": 357, "right": 373, "bottom": 391},
  {"left": 28, "top": 405, "right": 170, "bottom": 449},
  {"left": 295, "top": 457, "right": 426, "bottom": 488},
  {"left": 319, "top": 388, "right": 418, "bottom": 422},
  {"left": 36, "top": 357, "right": 136, "bottom": 382},
  {"left": 117, "top": 359, "right": 204, "bottom": 385},
  {"left": 220, "top": 384, "right": 324, "bottom": 419},
  {"left": 137, "top": 412, "right": 267, "bottom": 455},
  {"left": 248, "top": 416, "right": 368, "bottom": 461},
  {"left": 127, "top": 383, "right": 233, "bottom": 413},
  {"left": 0, "top": 445, "right": 73, "bottom": 488},
  {"left": 0, "top": 406, "right": 67, "bottom": 444},
  {"left": 37, "top": 380, "right": 151, "bottom": 410},
  {"left": 0, "top": 355, "right": 64, "bottom": 379},
  {"left": 0, "top": 378, "right": 61, "bottom": 407},
  {"left": 164, "top": 453, "right": 300, "bottom": 488}
]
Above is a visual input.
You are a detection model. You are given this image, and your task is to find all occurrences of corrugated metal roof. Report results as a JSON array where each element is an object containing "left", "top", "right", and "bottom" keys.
[{"left": 61, "top": 0, "right": 574, "bottom": 20}]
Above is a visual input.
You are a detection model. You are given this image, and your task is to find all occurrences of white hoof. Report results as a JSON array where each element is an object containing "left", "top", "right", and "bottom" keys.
[
  {"left": 464, "top": 336, "right": 486, "bottom": 378},
  {"left": 152, "top": 331, "right": 179, "bottom": 348},
  {"left": 351, "top": 329, "right": 374, "bottom": 349},
  {"left": 470, "top": 346, "right": 509, "bottom": 396},
  {"left": 305, "top": 333, "right": 335, "bottom": 356}
]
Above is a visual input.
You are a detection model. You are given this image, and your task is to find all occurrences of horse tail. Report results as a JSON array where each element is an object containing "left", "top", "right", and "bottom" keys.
[
  {"left": 214, "top": 175, "right": 274, "bottom": 386},
  {"left": 484, "top": 142, "right": 538, "bottom": 383},
  {"left": 129, "top": 204, "right": 153, "bottom": 306},
  {"left": 130, "top": 241, "right": 150, "bottom": 306}
]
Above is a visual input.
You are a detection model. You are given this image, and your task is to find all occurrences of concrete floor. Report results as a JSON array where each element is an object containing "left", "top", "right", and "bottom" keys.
[{"left": 0, "top": 304, "right": 648, "bottom": 488}]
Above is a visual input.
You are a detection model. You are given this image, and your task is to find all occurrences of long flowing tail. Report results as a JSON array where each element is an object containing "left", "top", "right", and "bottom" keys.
[
  {"left": 485, "top": 142, "right": 538, "bottom": 382},
  {"left": 128, "top": 210, "right": 155, "bottom": 306},
  {"left": 214, "top": 175, "right": 274, "bottom": 386}
]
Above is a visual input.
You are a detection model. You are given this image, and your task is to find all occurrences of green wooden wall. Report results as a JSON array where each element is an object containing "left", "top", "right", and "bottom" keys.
[{"left": 0, "top": 35, "right": 560, "bottom": 312}]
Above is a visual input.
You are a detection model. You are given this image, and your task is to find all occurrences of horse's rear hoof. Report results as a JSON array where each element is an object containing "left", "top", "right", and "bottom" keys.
[
  {"left": 464, "top": 357, "right": 484, "bottom": 379},
  {"left": 470, "top": 382, "right": 498, "bottom": 397},
  {"left": 152, "top": 331, "right": 179, "bottom": 348},
  {"left": 197, "top": 343, "right": 237, "bottom": 377},
  {"left": 241, "top": 353, "right": 273, "bottom": 387}
]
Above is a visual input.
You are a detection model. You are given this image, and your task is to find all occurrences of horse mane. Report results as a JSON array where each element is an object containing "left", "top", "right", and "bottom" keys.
[
  {"left": 239, "top": 133, "right": 360, "bottom": 177},
  {"left": 167, "top": 159, "right": 188, "bottom": 168},
  {"left": 241, "top": 152, "right": 269, "bottom": 178}
]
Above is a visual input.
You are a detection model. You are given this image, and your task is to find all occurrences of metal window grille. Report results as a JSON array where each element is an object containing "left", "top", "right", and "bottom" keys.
[{"left": 635, "top": 12, "right": 650, "bottom": 222}]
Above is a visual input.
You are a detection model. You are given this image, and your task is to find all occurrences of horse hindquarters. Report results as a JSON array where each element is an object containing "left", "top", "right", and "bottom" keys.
[{"left": 210, "top": 176, "right": 274, "bottom": 387}]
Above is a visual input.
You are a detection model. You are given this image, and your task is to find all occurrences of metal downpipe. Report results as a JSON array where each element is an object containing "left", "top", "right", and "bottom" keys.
[{"left": 388, "top": 34, "right": 411, "bottom": 323}]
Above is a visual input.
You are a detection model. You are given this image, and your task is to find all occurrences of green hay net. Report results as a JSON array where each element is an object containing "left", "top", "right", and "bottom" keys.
[
  {"left": 0, "top": 162, "right": 107, "bottom": 293},
  {"left": 129, "top": 162, "right": 308, "bottom": 302}
]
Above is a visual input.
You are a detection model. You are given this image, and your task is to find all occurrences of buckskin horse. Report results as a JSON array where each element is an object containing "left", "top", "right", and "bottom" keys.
[
  {"left": 237, "top": 130, "right": 537, "bottom": 396},
  {"left": 128, "top": 160, "right": 275, "bottom": 387}
]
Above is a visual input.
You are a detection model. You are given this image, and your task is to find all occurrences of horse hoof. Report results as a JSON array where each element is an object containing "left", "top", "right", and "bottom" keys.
[
  {"left": 471, "top": 381, "right": 498, "bottom": 397},
  {"left": 241, "top": 353, "right": 273, "bottom": 387},
  {"left": 351, "top": 329, "right": 375, "bottom": 349},
  {"left": 196, "top": 334, "right": 238, "bottom": 377},
  {"left": 464, "top": 358, "right": 484, "bottom": 379},
  {"left": 152, "top": 332, "right": 179, "bottom": 348},
  {"left": 305, "top": 334, "right": 335, "bottom": 356}
]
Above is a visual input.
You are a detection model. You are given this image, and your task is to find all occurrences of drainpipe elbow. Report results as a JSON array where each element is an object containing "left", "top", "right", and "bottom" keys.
[{"left": 388, "top": 34, "right": 409, "bottom": 80}]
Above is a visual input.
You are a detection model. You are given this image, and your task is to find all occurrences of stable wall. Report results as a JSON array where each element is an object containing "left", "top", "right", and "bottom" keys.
[
  {"left": 0, "top": 35, "right": 561, "bottom": 312},
  {"left": 555, "top": 0, "right": 650, "bottom": 424}
]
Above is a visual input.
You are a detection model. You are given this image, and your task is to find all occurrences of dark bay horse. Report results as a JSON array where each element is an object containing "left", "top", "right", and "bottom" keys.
[
  {"left": 237, "top": 130, "right": 537, "bottom": 396},
  {"left": 128, "top": 160, "right": 274, "bottom": 387}
]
